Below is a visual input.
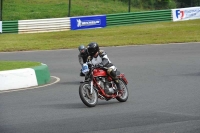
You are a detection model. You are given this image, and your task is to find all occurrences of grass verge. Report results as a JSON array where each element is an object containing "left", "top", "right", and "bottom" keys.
[
  {"left": 0, "top": 61, "right": 41, "bottom": 71},
  {"left": 3, "top": 0, "right": 144, "bottom": 20},
  {"left": 0, "top": 20, "right": 200, "bottom": 52}
]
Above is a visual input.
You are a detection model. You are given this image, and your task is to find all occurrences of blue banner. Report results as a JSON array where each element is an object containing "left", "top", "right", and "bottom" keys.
[{"left": 70, "top": 15, "right": 106, "bottom": 30}]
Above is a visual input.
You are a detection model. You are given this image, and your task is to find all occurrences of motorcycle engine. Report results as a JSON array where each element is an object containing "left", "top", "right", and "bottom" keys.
[{"left": 98, "top": 77, "right": 114, "bottom": 95}]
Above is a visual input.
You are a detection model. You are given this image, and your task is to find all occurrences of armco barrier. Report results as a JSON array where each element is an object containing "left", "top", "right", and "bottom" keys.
[
  {"left": 1, "top": 9, "right": 172, "bottom": 34},
  {"left": 2, "top": 21, "right": 18, "bottom": 33},
  {"left": 18, "top": 17, "right": 70, "bottom": 34},
  {"left": 106, "top": 9, "right": 172, "bottom": 26},
  {"left": 0, "top": 21, "right": 2, "bottom": 33}
]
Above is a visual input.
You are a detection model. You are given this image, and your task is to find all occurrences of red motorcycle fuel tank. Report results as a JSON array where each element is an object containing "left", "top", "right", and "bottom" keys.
[{"left": 93, "top": 68, "right": 107, "bottom": 77}]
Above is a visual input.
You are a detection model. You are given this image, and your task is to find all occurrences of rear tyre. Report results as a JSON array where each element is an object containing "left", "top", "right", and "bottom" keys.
[
  {"left": 79, "top": 82, "right": 98, "bottom": 107},
  {"left": 116, "top": 79, "right": 128, "bottom": 102}
]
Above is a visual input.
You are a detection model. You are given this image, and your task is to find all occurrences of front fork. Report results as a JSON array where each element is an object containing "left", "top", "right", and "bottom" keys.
[
  {"left": 89, "top": 80, "right": 93, "bottom": 94},
  {"left": 89, "top": 72, "right": 94, "bottom": 95}
]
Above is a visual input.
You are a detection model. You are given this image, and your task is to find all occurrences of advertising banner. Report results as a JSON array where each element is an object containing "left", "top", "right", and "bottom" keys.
[
  {"left": 70, "top": 15, "right": 106, "bottom": 30},
  {"left": 0, "top": 21, "right": 2, "bottom": 33},
  {"left": 172, "top": 7, "right": 200, "bottom": 21}
]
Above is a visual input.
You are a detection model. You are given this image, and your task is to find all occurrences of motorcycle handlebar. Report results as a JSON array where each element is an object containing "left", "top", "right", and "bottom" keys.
[{"left": 90, "top": 64, "right": 106, "bottom": 69}]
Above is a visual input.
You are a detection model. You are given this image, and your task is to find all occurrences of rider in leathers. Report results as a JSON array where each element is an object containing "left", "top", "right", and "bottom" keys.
[
  {"left": 86, "top": 42, "right": 122, "bottom": 91},
  {"left": 78, "top": 45, "right": 89, "bottom": 76}
]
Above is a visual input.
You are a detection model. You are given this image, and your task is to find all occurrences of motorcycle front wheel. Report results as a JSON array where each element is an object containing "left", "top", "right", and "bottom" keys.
[
  {"left": 116, "top": 79, "right": 129, "bottom": 102},
  {"left": 79, "top": 82, "right": 98, "bottom": 107}
]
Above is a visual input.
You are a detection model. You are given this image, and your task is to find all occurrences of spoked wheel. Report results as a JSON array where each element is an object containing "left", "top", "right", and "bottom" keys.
[
  {"left": 79, "top": 82, "right": 98, "bottom": 107},
  {"left": 116, "top": 79, "right": 129, "bottom": 102}
]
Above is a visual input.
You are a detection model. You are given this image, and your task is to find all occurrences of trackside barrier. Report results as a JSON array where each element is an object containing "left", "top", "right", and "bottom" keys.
[
  {"left": 106, "top": 9, "right": 172, "bottom": 26},
  {"left": 0, "top": 21, "right": 2, "bottom": 33},
  {"left": 18, "top": 17, "right": 70, "bottom": 34},
  {"left": 5, "top": 8, "right": 200, "bottom": 34},
  {"left": 2, "top": 21, "right": 18, "bottom": 33}
]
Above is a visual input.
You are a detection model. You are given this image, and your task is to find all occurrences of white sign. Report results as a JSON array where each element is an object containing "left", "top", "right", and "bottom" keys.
[
  {"left": 0, "top": 21, "right": 2, "bottom": 33},
  {"left": 172, "top": 7, "right": 200, "bottom": 21}
]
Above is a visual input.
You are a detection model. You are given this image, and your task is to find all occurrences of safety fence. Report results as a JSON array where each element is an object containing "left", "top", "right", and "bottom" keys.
[
  {"left": 2, "top": 21, "right": 18, "bottom": 33},
  {"left": 18, "top": 17, "right": 70, "bottom": 34},
  {"left": 0, "top": 9, "right": 172, "bottom": 34},
  {"left": 106, "top": 9, "right": 171, "bottom": 26},
  {"left": 1, "top": 7, "right": 200, "bottom": 34}
]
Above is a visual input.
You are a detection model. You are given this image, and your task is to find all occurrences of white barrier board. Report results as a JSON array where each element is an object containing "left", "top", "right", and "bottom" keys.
[{"left": 172, "top": 7, "right": 200, "bottom": 21}]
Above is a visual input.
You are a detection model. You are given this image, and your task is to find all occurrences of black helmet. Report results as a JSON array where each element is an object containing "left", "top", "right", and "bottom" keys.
[
  {"left": 87, "top": 42, "right": 99, "bottom": 57},
  {"left": 78, "top": 45, "right": 85, "bottom": 52}
]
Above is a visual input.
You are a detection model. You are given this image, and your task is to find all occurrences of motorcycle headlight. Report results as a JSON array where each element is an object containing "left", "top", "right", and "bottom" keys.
[{"left": 82, "top": 63, "right": 89, "bottom": 75}]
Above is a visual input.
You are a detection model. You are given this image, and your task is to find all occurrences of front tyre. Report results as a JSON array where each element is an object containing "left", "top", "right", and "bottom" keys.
[
  {"left": 116, "top": 79, "right": 129, "bottom": 102},
  {"left": 79, "top": 82, "right": 98, "bottom": 107}
]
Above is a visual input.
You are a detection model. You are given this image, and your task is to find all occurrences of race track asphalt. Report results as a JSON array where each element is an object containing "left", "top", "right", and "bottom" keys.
[{"left": 0, "top": 43, "right": 200, "bottom": 133}]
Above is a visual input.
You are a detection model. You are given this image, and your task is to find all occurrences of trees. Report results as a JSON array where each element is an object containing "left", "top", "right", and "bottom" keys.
[
  {"left": 176, "top": 0, "right": 200, "bottom": 8},
  {"left": 119, "top": 0, "right": 200, "bottom": 9},
  {"left": 119, "top": 0, "right": 176, "bottom": 9}
]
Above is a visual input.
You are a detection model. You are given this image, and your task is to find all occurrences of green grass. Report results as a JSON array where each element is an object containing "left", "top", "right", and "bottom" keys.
[
  {"left": 3, "top": 0, "right": 144, "bottom": 20},
  {"left": 0, "top": 61, "right": 41, "bottom": 71},
  {"left": 0, "top": 19, "right": 200, "bottom": 52}
]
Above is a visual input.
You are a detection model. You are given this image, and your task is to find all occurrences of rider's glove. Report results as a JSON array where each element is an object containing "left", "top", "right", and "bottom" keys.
[
  {"left": 87, "top": 62, "right": 92, "bottom": 68},
  {"left": 87, "top": 56, "right": 91, "bottom": 61}
]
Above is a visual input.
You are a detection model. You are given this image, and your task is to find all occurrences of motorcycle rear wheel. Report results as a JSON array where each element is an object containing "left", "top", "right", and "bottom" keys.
[
  {"left": 79, "top": 82, "right": 98, "bottom": 107},
  {"left": 116, "top": 79, "right": 129, "bottom": 102}
]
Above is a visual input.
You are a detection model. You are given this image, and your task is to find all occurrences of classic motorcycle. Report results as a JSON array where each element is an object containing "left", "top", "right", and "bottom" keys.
[{"left": 79, "top": 63, "right": 129, "bottom": 107}]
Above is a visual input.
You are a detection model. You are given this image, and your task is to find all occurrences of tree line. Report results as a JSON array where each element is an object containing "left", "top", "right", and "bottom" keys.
[
  {"left": 119, "top": 0, "right": 200, "bottom": 9},
  {"left": 176, "top": 0, "right": 200, "bottom": 7}
]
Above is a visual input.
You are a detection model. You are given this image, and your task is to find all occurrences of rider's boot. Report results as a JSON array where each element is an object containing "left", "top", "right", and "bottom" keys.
[
  {"left": 114, "top": 79, "right": 122, "bottom": 91},
  {"left": 108, "top": 69, "right": 122, "bottom": 91},
  {"left": 80, "top": 70, "right": 85, "bottom": 77}
]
